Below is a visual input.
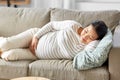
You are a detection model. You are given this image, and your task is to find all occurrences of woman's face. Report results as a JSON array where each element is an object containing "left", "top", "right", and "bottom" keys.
[{"left": 80, "top": 25, "right": 98, "bottom": 44}]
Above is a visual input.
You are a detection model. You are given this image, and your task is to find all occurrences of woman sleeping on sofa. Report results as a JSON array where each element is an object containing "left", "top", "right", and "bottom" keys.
[{"left": 0, "top": 20, "right": 108, "bottom": 60}]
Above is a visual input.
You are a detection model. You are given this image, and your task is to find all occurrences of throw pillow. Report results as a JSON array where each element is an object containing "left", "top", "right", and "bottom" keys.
[{"left": 73, "top": 29, "right": 112, "bottom": 70}]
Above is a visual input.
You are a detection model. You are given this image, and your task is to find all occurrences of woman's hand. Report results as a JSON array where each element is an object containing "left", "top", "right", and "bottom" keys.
[{"left": 29, "top": 36, "right": 38, "bottom": 55}]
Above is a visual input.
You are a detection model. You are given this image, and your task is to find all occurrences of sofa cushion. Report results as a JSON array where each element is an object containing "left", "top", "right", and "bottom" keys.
[
  {"left": 0, "top": 7, "right": 50, "bottom": 37},
  {"left": 0, "top": 59, "right": 31, "bottom": 79},
  {"left": 28, "top": 60, "right": 109, "bottom": 80},
  {"left": 51, "top": 8, "right": 120, "bottom": 31},
  {"left": 113, "top": 24, "right": 120, "bottom": 47}
]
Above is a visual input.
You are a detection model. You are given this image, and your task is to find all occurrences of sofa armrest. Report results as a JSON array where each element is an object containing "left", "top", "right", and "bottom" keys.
[{"left": 109, "top": 48, "right": 120, "bottom": 80}]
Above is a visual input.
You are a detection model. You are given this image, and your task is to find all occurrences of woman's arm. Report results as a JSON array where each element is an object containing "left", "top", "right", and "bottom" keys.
[
  {"left": 30, "top": 20, "right": 81, "bottom": 54},
  {"left": 34, "top": 20, "right": 81, "bottom": 39}
]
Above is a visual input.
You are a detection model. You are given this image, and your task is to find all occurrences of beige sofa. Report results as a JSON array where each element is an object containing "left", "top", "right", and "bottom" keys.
[{"left": 0, "top": 7, "right": 120, "bottom": 80}]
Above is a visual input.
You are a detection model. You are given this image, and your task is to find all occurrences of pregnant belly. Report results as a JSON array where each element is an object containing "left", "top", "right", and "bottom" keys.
[{"left": 35, "top": 33, "right": 58, "bottom": 59}]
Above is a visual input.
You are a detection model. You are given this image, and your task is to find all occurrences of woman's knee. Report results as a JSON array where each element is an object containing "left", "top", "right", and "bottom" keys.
[{"left": 0, "top": 38, "right": 9, "bottom": 52}]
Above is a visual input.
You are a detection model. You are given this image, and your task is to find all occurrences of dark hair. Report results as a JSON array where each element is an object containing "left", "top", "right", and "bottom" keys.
[{"left": 91, "top": 20, "right": 108, "bottom": 40}]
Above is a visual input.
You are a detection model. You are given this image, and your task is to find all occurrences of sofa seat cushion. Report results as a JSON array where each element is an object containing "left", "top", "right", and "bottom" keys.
[
  {"left": 29, "top": 60, "right": 109, "bottom": 80},
  {"left": 0, "top": 59, "right": 32, "bottom": 79}
]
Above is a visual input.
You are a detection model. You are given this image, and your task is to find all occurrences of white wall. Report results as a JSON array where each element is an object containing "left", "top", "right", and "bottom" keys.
[
  {"left": 77, "top": 0, "right": 120, "bottom": 2},
  {"left": 34, "top": 0, "right": 63, "bottom": 9},
  {"left": 76, "top": 0, "right": 120, "bottom": 11},
  {"left": 33, "top": 0, "right": 75, "bottom": 9},
  {"left": 0, "top": 0, "right": 120, "bottom": 11}
]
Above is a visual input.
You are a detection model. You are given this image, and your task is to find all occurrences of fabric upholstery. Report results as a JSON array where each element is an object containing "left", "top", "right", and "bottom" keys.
[
  {"left": 50, "top": 8, "right": 120, "bottom": 30},
  {"left": 29, "top": 60, "right": 109, "bottom": 80},
  {"left": 0, "top": 59, "right": 32, "bottom": 79},
  {"left": 0, "top": 7, "right": 50, "bottom": 37},
  {"left": 109, "top": 48, "right": 120, "bottom": 80},
  {"left": 113, "top": 24, "right": 120, "bottom": 47}
]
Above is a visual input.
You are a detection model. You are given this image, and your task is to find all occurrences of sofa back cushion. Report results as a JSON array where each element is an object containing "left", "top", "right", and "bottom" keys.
[
  {"left": 51, "top": 8, "right": 120, "bottom": 30},
  {"left": 0, "top": 7, "right": 50, "bottom": 37},
  {"left": 113, "top": 23, "right": 120, "bottom": 47}
]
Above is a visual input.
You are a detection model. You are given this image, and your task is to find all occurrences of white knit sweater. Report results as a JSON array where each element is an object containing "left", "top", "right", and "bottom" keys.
[{"left": 34, "top": 20, "right": 86, "bottom": 59}]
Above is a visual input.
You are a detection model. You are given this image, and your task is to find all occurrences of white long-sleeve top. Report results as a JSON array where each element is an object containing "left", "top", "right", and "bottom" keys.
[{"left": 34, "top": 20, "right": 86, "bottom": 59}]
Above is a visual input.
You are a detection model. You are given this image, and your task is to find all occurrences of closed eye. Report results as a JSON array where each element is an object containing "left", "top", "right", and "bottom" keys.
[{"left": 85, "top": 29, "right": 88, "bottom": 33}]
